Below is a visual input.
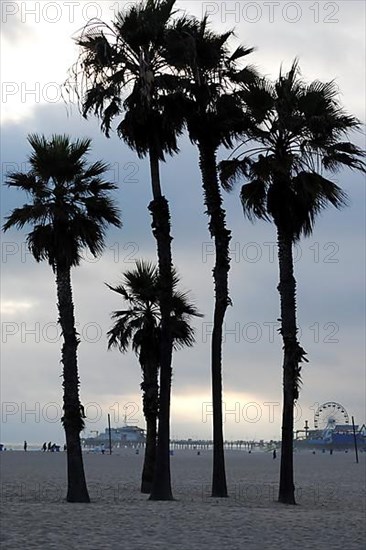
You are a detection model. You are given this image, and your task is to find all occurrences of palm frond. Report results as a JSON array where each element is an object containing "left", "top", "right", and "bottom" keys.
[
  {"left": 229, "top": 45, "right": 255, "bottom": 62},
  {"left": 322, "top": 142, "right": 366, "bottom": 173},
  {"left": 105, "top": 282, "right": 131, "bottom": 301},
  {"left": 5, "top": 173, "right": 45, "bottom": 196},
  {"left": 291, "top": 171, "right": 348, "bottom": 237},
  {"left": 240, "top": 78, "right": 275, "bottom": 123},
  {"left": 3, "top": 203, "right": 50, "bottom": 231},
  {"left": 241, "top": 179, "right": 269, "bottom": 222},
  {"left": 219, "top": 158, "right": 251, "bottom": 192}
]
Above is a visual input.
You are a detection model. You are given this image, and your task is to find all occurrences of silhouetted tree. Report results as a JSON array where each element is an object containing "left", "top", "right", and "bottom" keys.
[
  {"left": 68, "top": 0, "right": 186, "bottom": 500},
  {"left": 220, "top": 61, "right": 365, "bottom": 504},
  {"left": 107, "top": 260, "right": 201, "bottom": 493},
  {"left": 3, "top": 134, "right": 121, "bottom": 502},
  {"left": 164, "top": 16, "right": 256, "bottom": 496}
]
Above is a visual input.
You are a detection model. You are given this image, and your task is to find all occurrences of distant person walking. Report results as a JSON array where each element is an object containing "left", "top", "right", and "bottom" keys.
[
  {"left": 23, "top": 440, "right": 27, "bottom": 452},
  {"left": 272, "top": 449, "right": 277, "bottom": 459},
  {"left": 42, "top": 442, "right": 47, "bottom": 452},
  {"left": 47, "top": 441, "right": 52, "bottom": 452}
]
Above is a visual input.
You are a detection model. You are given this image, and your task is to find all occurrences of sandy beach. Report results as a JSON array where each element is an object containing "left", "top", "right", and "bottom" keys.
[{"left": 0, "top": 449, "right": 365, "bottom": 549}]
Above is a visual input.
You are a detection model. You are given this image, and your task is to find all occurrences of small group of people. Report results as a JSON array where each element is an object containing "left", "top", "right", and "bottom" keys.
[{"left": 41, "top": 441, "right": 64, "bottom": 452}]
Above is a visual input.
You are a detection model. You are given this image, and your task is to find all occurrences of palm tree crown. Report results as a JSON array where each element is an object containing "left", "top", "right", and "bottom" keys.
[
  {"left": 220, "top": 60, "right": 365, "bottom": 239},
  {"left": 69, "top": 0, "right": 184, "bottom": 160},
  {"left": 3, "top": 134, "right": 121, "bottom": 267},
  {"left": 107, "top": 259, "right": 202, "bottom": 356},
  {"left": 165, "top": 15, "right": 257, "bottom": 149}
]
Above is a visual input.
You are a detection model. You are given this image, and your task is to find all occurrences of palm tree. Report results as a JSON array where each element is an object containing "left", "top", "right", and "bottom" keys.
[
  {"left": 107, "top": 260, "right": 202, "bottom": 494},
  {"left": 164, "top": 16, "right": 256, "bottom": 497},
  {"left": 3, "top": 134, "right": 121, "bottom": 503},
  {"left": 68, "top": 0, "right": 185, "bottom": 500},
  {"left": 219, "top": 61, "right": 365, "bottom": 504}
]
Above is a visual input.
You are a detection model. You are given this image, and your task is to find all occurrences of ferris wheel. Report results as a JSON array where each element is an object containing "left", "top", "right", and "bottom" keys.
[{"left": 314, "top": 401, "right": 349, "bottom": 430}]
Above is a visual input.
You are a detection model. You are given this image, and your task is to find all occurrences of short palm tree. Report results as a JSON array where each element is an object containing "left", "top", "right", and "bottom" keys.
[
  {"left": 219, "top": 61, "right": 365, "bottom": 504},
  {"left": 107, "top": 260, "right": 202, "bottom": 494},
  {"left": 164, "top": 16, "right": 256, "bottom": 497},
  {"left": 68, "top": 0, "right": 184, "bottom": 500},
  {"left": 3, "top": 134, "right": 121, "bottom": 503}
]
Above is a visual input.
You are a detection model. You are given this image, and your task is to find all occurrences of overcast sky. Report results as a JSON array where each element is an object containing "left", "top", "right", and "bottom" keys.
[{"left": 1, "top": 0, "right": 365, "bottom": 446}]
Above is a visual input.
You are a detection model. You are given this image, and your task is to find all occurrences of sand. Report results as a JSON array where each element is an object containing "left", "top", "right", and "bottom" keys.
[{"left": 0, "top": 449, "right": 365, "bottom": 549}]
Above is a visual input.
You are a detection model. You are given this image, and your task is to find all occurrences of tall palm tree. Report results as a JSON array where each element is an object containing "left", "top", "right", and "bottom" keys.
[
  {"left": 219, "top": 61, "right": 365, "bottom": 504},
  {"left": 164, "top": 16, "right": 256, "bottom": 497},
  {"left": 68, "top": 0, "right": 185, "bottom": 500},
  {"left": 3, "top": 134, "right": 121, "bottom": 503},
  {"left": 107, "top": 260, "right": 202, "bottom": 494}
]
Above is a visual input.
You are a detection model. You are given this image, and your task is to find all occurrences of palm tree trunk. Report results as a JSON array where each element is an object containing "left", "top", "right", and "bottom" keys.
[
  {"left": 198, "top": 143, "right": 230, "bottom": 498},
  {"left": 56, "top": 265, "right": 90, "bottom": 503},
  {"left": 148, "top": 148, "right": 174, "bottom": 501},
  {"left": 141, "top": 415, "right": 157, "bottom": 493},
  {"left": 276, "top": 229, "right": 306, "bottom": 505},
  {"left": 140, "top": 365, "right": 159, "bottom": 494}
]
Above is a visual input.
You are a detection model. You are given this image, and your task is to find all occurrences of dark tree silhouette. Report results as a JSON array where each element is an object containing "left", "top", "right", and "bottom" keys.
[
  {"left": 219, "top": 61, "right": 365, "bottom": 504},
  {"left": 3, "top": 134, "right": 121, "bottom": 502},
  {"left": 67, "top": 0, "right": 186, "bottom": 500},
  {"left": 107, "top": 260, "right": 202, "bottom": 493},
  {"left": 163, "top": 15, "right": 256, "bottom": 496}
]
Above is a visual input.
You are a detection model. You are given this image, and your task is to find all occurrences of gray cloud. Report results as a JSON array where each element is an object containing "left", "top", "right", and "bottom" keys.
[{"left": 1, "top": 6, "right": 35, "bottom": 43}]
